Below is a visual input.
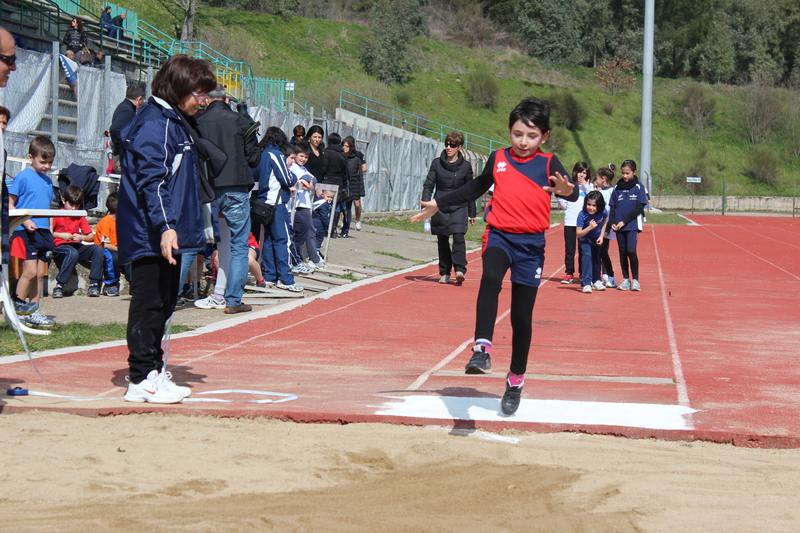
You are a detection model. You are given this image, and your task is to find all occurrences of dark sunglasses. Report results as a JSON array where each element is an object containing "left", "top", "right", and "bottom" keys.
[
  {"left": 0, "top": 53, "right": 17, "bottom": 67},
  {"left": 295, "top": 134, "right": 304, "bottom": 138},
  {"left": 445, "top": 142, "right": 461, "bottom": 148}
]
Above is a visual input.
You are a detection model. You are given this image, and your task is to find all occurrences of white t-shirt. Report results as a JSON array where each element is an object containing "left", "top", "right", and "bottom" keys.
[{"left": 290, "top": 163, "right": 315, "bottom": 209}]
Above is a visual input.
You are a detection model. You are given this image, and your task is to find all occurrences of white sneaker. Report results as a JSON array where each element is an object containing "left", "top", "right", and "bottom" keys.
[
  {"left": 292, "top": 264, "right": 313, "bottom": 274},
  {"left": 156, "top": 370, "right": 191, "bottom": 398},
  {"left": 593, "top": 280, "right": 606, "bottom": 291},
  {"left": 124, "top": 370, "right": 184, "bottom": 403},
  {"left": 602, "top": 274, "right": 609, "bottom": 285},
  {"left": 23, "top": 311, "right": 55, "bottom": 328},
  {"left": 355, "top": 220, "right": 362, "bottom": 231},
  {"left": 194, "top": 295, "right": 225, "bottom": 309},
  {"left": 313, "top": 261, "right": 327, "bottom": 270},
  {"left": 582, "top": 285, "right": 592, "bottom": 293},
  {"left": 277, "top": 281, "right": 304, "bottom": 292},
  {"left": 605, "top": 276, "right": 617, "bottom": 288},
  {"left": 631, "top": 279, "right": 641, "bottom": 291}
]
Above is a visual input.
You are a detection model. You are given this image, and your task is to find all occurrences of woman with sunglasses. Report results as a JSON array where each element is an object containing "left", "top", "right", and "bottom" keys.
[
  {"left": 117, "top": 55, "right": 217, "bottom": 403},
  {"left": 421, "top": 131, "right": 476, "bottom": 285},
  {"left": 62, "top": 18, "right": 87, "bottom": 55}
]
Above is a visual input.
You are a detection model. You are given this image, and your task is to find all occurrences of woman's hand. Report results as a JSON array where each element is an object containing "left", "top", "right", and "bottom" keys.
[
  {"left": 410, "top": 200, "right": 439, "bottom": 223},
  {"left": 160, "top": 229, "right": 179, "bottom": 265},
  {"left": 469, "top": 217, "right": 476, "bottom": 226},
  {"left": 542, "top": 171, "right": 575, "bottom": 196}
]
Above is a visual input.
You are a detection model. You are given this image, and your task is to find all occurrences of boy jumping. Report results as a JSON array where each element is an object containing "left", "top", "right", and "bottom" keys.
[{"left": 412, "top": 97, "right": 578, "bottom": 415}]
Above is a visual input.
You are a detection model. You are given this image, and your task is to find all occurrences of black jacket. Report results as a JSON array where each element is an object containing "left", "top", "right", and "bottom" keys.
[
  {"left": 421, "top": 151, "right": 475, "bottom": 235},
  {"left": 62, "top": 28, "right": 86, "bottom": 53},
  {"left": 196, "top": 100, "right": 261, "bottom": 188},
  {"left": 109, "top": 99, "right": 137, "bottom": 156},
  {"left": 345, "top": 151, "right": 365, "bottom": 200},
  {"left": 321, "top": 144, "right": 347, "bottom": 189}
]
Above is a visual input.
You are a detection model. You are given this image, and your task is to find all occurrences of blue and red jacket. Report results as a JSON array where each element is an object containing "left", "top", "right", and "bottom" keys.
[{"left": 434, "top": 147, "right": 578, "bottom": 234}]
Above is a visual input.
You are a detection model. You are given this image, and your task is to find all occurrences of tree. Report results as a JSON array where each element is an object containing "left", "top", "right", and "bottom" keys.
[
  {"left": 734, "top": 83, "right": 784, "bottom": 146},
  {"left": 594, "top": 56, "right": 637, "bottom": 95},
  {"left": 361, "top": 0, "right": 427, "bottom": 84},
  {"left": 516, "top": 0, "right": 586, "bottom": 66},
  {"left": 175, "top": 0, "right": 197, "bottom": 41},
  {"left": 678, "top": 85, "right": 717, "bottom": 145}
]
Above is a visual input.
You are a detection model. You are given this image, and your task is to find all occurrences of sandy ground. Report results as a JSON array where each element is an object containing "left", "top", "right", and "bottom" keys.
[
  {"left": 4, "top": 224, "right": 800, "bottom": 531},
  {"left": 1, "top": 411, "right": 799, "bottom": 532}
]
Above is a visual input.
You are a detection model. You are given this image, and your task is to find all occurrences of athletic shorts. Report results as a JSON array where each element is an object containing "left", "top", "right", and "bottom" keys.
[
  {"left": 482, "top": 227, "right": 545, "bottom": 288},
  {"left": 11, "top": 229, "right": 54, "bottom": 261}
]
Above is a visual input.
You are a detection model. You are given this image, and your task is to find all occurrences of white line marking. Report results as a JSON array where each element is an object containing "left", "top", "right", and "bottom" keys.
[
  {"left": 699, "top": 224, "right": 800, "bottom": 281},
  {"left": 376, "top": 395, "right": 696, "bottom": 430},
  {"left": 651, "top": 226, "right": 691, "bottom": 409},
  {"left": 407, "top": 262, "right": 563, "bottom": 391}
]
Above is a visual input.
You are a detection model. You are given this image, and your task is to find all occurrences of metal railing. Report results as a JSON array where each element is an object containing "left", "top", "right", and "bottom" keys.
[{"left": 339, "top": 90, "right": 506, "bottom": 155}]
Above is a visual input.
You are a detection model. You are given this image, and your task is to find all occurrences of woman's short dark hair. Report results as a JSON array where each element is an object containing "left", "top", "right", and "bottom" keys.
[
  {"left": 151, "top": 54, "right": 217, "bottom": 107},
  {"left": 259, "top": 126, "right": 288, "bottom": 149},
  {"left": 508, "top": 97, "right": 551, "bottom": 133},
  {"left": 444, "top": 131, "right": 464, "bottom": 146},
  {"left": 293, "top": 124, "right": 306, "bottom": 137}
]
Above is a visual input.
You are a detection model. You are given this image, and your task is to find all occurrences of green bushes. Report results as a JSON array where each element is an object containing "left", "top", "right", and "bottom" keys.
[
  {"left": 466, "top": 71, "right": 499, "bottom": 110},
  {"left": 548, "top": 89, "right": 588, "bottom": 130},
  {"left": 746, "top": 146, "right": 780, "bottom": 187}
]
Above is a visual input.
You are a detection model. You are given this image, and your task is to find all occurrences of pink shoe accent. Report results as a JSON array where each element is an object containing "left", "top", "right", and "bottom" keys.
[{"left": 507, "top": 372, "right": 524, "bottom": 388}]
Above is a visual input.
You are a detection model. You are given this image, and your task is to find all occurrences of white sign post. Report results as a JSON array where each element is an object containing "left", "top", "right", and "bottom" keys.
[{"left": 687, "top": 177, "right": 702, "bottom": 214}]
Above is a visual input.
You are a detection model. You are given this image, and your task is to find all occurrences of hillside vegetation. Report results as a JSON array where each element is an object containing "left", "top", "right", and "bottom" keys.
[{"left": 118, "top": 1, "right": 799, "bottom": 197}]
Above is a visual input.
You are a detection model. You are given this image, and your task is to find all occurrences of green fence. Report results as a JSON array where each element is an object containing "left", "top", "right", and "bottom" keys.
[{"left": 339, "top": 90, "right": 505, "bottom": 155}]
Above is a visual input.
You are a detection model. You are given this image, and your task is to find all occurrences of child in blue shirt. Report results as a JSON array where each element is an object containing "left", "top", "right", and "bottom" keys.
[
  {"left": 8, "top": 136, "right": 56, "bottom": 328},
  {"left": 575, "top": 190, "right": 608, "bottom": 294},
  {"left": 609, "top": 159, "right": 648, "bottom": 291}
]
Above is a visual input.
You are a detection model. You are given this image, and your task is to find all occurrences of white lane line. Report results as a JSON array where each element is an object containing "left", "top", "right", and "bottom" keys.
[
  {"left": 376, "top": 395, "right": 696, "bottom": 430},
  {"left": 652, "top": 226, "right": 691, "bottom": 408},
  {"left": 407, "top": 263, "right": 563, "bottom": 391},
  {"left": 699, "top": 225, "right": 800, "bottom": 281}
]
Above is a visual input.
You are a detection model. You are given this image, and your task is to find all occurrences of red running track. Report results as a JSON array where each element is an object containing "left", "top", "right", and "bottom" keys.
[{"left": 1, "top": 215, "right": 798, "bottom": 447}]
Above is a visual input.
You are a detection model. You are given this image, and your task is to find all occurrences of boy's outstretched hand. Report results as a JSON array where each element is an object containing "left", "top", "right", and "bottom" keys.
[
  {"left": 410, "top": 199, "right": 439, "bottom": 223},
  {"left": 543, "top": 171, "right": 575, "bottom": 196}
]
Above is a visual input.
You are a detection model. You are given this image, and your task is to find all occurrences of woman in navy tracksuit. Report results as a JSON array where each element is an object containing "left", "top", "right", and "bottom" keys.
[
  {"left": 253, "top": 127, "right": 302, "bottom": 292},
  {"left": 118, "top": 55, "right": 216, "bottom": 403},
  {"left": 608, "top": 159, "right": 648, "bottom": 291}
]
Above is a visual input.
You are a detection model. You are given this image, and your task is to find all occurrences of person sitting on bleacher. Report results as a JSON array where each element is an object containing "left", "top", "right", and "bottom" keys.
[
  {"left": 94, "top": 192, "right": 129, "bottom": 296},
  {"left": 100, "top": 6, "right": 114, "bottom": 36},
  {"left": 50, "top": 185, "right": 105, "bottom": 298}
]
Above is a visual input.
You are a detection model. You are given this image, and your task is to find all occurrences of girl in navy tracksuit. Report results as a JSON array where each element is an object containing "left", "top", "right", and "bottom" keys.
[
  {"left": 609, "top": 159, "right": 648, "bottom": 291},
  {"left": 576, "top": 190, "right": 608, "bottom": 293}
]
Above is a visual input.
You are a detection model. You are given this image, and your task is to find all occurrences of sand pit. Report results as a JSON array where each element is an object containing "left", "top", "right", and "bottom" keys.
[{"left": 1, "top": 410, "right": 799, "bottom": 532}]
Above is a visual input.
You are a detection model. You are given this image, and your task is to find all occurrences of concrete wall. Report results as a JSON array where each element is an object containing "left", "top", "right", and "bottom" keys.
[{"left": 651, "top": 195, "right": 799, "bottom": 213}]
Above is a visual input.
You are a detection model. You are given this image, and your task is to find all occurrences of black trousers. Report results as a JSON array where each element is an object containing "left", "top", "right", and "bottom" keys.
[
  {"left": 126, "top": 255, "right": 180, "bottom": 384},
  {"left": 437, "top": 233, "right": 467, "bottom": 276},
  {"left": 563, "top": 225, "right": 579, "bottom": 276},
  {"left": 599, "top": 237, "right": 614, "bottom": 277},
  {"left": 474, "top": 247, "right": 539, "bottom": 376}
]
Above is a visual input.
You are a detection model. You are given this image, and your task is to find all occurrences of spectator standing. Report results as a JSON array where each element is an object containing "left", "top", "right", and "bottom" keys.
[
  {"left": 195, "top": 84, "right": 261, "bottom": 314},
  {"left": 290, "top": 124, "right": 305, "bottom": 146},
  {"left": 304, "top": 125, "right": 326, "bottom": 181},
  {"left": 342, "top": 135, "right": 364, "bottom": 235},
  {"left": 322, "top": 132, "right": 348, "bottom": 237},
  {"left": 117, "top": 54, "right": 216, "bottom": 403},
  {"left": 62, "top": 18, "right": 87, "bottom": 55},
  {"left": 109, "top": 84, "right": 145, "bottom": 174},
  {"left": 421, "top": 132, "right": 475, "bottom": 285}
]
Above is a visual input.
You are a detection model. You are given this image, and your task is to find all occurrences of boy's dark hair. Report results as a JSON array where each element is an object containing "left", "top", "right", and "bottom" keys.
[
  {"left": 327, "top": 132, "right": 341, "bottom": 146},
  {"left": 63, "top": 184, "right": 84, "bottom": 206},
  {"left": 508, "top": 97, "right": 551, "bottom": 133},
  {"left": 0, "top": 105, "right": 10, "bottom": 121},
  {"left": 584, "top": 190, "right": 606, "bottom": 213},
  {"left": 282, "top": 143, "right": 298, "bottom": 156},
  {"left": 621, "top": 159, "right": 637, "bottom": 171},
  {"left": 572, "top": 161, "right": 589, "bottom": 182},
  {"left": 29, "top": 136, "right": 56, "bottom": 159},
  {"left": 259, "top": 126, "right": 288, "bottom": 150},
  {"left": 106, "top": 192, "right": 118, "bottom": 213},
  {"left": 295, "top": 141, "right": 312, "bottom": 156},
  {"left": 125, "top": 83, "right": 145, "bottom": 100}
]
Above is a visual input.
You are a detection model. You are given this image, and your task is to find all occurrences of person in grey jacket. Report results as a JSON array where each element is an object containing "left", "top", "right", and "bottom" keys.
[{"left": 421, "top": 131, "right": 475, "bottom": 285}]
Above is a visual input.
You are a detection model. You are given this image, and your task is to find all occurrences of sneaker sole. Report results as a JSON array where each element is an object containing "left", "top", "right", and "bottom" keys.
[
  {"left": 465, "top": 365, "right": 492, "bottom": 375},
  {"left": 124, "top": 392, "right": 184, "bottom": 404}
]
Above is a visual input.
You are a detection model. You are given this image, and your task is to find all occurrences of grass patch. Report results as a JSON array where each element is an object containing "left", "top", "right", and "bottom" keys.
[
  {"left": 0, "top": 322, "right": 192, "bottom": 357},
  {"left": 368, "top": 217, "right": 488, "bottom": 241},
  {"left": 373, "top": 251, "right": 426, "bottom": 263},
  {"left": 643, "top": 212, "right": 691, "bottom": 225}
]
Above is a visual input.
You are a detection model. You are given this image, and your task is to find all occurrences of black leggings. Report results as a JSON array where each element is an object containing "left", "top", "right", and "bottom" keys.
[
  {"left": 600, "top": 237, "right": 614, "bottom": 277},
  {"left": 474, "top": 247, "right": 539, "bottom": 376},
  {"left": 618, "top": 247, "right": 639, "bottom": 280}
]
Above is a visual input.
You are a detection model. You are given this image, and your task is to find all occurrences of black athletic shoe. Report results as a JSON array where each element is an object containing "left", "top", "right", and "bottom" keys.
[
  {"left": 465, "top": 345, "right": 492, "bottom": 374},
  {"left": 501, "top": 378, "right": 523, "bottom": 415}
]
